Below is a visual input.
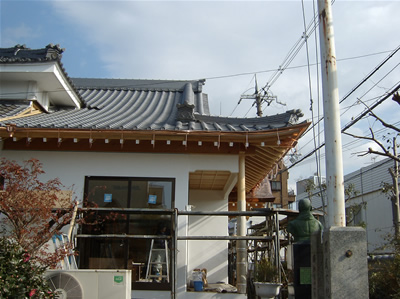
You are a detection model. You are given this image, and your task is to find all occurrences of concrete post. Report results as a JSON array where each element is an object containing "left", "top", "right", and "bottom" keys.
[
  {"left": 317, "top": 0, "right": 346, "bottom": 227},
  {"left": 236, "top": 152, "right": 247, "bottom": 293},
  {"left": 311, "top": 227, "right": 369, "bottom": 299}
]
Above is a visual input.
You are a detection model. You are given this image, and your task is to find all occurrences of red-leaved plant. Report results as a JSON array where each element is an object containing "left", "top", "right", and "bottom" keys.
[{"left": 0, "top": 158, "right": 75, "bottom": 268}]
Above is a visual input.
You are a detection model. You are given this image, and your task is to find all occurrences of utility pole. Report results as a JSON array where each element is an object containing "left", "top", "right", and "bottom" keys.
[
  {"left": 311, "top": 2, "right": 369, "bottom": 298},
  {"left": 389, "top": 137, "right": 400, "bottom": 239},
  {"left": 239, "top": 75, "right": 278, "bottom": 117},
  {"left": 317, "top": 0, "right": 345, "bottom": 227}
]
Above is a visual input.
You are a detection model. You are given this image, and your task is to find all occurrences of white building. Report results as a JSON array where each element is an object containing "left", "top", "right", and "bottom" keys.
[
  {"left": 296, "top": 158, "right": 398, "bottom": 254},
  {"left": 0, "top": 44, "right": 310, "bottom": 298}
]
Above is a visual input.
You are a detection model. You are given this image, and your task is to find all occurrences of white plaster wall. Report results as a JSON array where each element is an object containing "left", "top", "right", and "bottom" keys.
[
  {"left": 1, "top": 151, "right": 189, "bottom": 205},
  {"left": 1, "top": 150, "right": 238, "bottom": 298},
  {"left": 1, "top": 151, "right": 238, "bottom": 206},
  {"left": 187, "top": 189, "right": 229, "bottom": 285},
  {"left": 0, "top": 80, "right": 30, "bottom": 100}
]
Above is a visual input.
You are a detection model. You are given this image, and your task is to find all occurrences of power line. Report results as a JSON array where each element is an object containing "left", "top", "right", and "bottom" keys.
[
  {"left": 201, "top": 49, "right": 394, "bottom": 81},
  {"left": 300, "top": 45, "right": 400, "bottom": 140},
  {"left": 287, "top": 83, "right": 400, "bottom": 171}
]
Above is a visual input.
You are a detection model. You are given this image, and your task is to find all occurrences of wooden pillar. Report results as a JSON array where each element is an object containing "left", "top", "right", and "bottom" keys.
[{"left": 236, "top": 152, "right": 247, "bottom": 293}]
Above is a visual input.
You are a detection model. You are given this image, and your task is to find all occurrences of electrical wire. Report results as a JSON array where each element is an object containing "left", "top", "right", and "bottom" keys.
[
  {"left": 287, "top": 82, "right": 400, "bottom": 171},
  {"left": 299, "top": 45, "right": 400, "bottom": 140}
]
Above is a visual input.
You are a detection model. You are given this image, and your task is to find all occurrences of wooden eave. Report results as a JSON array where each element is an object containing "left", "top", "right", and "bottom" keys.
[{"left": 0, "top": 121, "right": 310, "bottom": 192}]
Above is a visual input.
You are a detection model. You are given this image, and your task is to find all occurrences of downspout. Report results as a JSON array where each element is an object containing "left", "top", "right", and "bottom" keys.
[{"left": 236, "top": 152, "right": 247, "bottom": 294}]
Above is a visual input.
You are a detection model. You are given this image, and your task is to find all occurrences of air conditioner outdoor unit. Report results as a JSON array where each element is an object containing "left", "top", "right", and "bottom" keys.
[{"left": 45, "top": 269, "right": 132, "bottom": 299}]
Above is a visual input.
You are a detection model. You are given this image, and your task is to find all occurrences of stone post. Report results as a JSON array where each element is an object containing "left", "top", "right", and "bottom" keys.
[{"left": 311, "top": 227, "right": 369, "bottom": 299}]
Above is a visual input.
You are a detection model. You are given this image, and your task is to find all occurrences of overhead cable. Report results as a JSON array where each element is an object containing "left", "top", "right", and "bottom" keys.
[{"left": 286, "top": 82, "right": 400, "bottom": 172}]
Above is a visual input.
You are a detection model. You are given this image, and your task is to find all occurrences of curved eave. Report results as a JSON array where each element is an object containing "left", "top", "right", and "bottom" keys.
[{"left": 0, "top": 121, "right": 310, "bottom": 191}]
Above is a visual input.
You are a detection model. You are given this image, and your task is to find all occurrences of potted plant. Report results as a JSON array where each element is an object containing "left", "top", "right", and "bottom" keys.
[{"left": 253, "top": 258, "right": 282, "bottom": 299}]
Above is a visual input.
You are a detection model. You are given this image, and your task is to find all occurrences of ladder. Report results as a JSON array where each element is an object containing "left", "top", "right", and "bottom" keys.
[
  {"left": 51, "top": 234, "right": 77, "bottom": 270},
  {"left": 145, "top": 239, "right": 169, "bottom": 282}
]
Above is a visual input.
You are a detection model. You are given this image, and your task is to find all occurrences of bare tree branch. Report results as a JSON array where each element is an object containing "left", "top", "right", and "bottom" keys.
[
  {"left": 367, "top": 149, "right": 400, "bottom": 163},
  {"left": 358, "top": 98, "right": 400, "bottom": 133},
  {"left": 392, "top": 92, "right": 400, "bottom": 105},
  {"left": 344, "top": 130, "right": 400, "bottom": 163}
]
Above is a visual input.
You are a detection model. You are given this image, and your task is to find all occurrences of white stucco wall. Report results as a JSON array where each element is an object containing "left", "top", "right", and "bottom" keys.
[
  {"left": 1, "top": 150, "right": 239, "bottom": 298},
  {"left": 187, "top": 189, "right": 229, "bottom": 284}
]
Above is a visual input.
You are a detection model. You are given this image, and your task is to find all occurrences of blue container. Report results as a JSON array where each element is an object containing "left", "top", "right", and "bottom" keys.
[{"left": 193, "top": 281, "right": 203, "bottom": 291}]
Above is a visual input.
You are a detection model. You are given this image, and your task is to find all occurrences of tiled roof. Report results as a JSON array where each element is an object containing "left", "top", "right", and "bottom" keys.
[
  {"left": 0, "top": 77, "right": 305, "bottom": 132},
  {"left": 0, "top": 101, "right": 31, "bottom": 120},
  {"left": 0, "top": 44, "right": 64, "bottom": 62},
  {"left": 0, "top": 45, "right": 305, "bottom": 133},
  {"left": 72, "top": 78, "right": 205, "bottom": 93}
]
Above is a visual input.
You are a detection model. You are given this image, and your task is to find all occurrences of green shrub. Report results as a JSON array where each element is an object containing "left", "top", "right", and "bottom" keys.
[
  {"left": 369, "top": 238, "right": 400, "bottom": 299},
  {"left": 0, "top": 237, "right": 53, "bottom": 298}
]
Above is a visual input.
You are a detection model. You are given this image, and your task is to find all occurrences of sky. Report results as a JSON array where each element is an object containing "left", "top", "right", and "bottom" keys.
[{"left": 1, "top": 0, "right": 400, "bottom": 192}]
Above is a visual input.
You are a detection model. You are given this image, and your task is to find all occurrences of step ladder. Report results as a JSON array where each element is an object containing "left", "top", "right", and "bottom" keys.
[
  {"left": 145, "top": 239, "right": 169, "bottom": 282},
  {"left": 51, "top": 234, "right": 77, "bottom": 270}
]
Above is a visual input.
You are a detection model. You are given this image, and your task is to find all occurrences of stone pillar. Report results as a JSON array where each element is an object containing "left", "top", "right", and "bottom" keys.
[{"left": 311, "top": 227, "right": 369, "bottom": 299}]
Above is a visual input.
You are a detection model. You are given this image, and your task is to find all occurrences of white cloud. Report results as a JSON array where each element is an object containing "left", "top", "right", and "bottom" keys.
[{"left": 1, "top": 23, "right": 40, "bottom": 46}]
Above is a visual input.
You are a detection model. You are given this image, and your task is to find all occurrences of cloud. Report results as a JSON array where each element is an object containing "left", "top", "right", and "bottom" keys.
[{"left": 1, "top": 23, "right": 40, "bottom": 46}]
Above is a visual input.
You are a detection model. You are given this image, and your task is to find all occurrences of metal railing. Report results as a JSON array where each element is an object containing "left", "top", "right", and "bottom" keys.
[{"left": 74, "top": 207, "right": 286, "bottom": 298}]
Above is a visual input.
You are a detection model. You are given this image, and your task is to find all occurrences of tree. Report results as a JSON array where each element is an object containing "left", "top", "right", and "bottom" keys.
[
  {"left": 344, "top": 93, "right": 400, "bottom": 163},
  {"left": 303, "top": 178, "right": 361, "bottom": 227},
  {"left": 0, "top": 158, "right": 74, "bottom": 267},
  {"left": 344, "top": 92, "right": 400, "bottom": 239}
]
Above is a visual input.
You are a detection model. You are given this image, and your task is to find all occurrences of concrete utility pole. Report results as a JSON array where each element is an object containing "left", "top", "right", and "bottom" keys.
[
  {"left": 317, "top": 0, "right": 345, "bottom": 228},
  {"left": 311, "top": 2, "right": 369, "bottom": 298},
  {"left": 390, "top": 137, "right": 400, "bottom": 239}
]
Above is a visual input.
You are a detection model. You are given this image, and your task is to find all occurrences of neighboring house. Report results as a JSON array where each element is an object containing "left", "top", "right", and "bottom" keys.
[
  {"left": 296, "top": 158, "right": 398, "bottom": 254},
  {"left": 0, "top": 44, "right": 310, "bottom": 298}
]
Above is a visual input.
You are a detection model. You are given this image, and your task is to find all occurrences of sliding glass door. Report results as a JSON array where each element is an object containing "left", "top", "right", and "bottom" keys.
[{"left": 78, "top": 176, "right": 175, "bottom": 290}]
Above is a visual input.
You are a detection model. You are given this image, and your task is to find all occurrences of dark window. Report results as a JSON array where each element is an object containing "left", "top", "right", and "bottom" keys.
[
  {"left": 78, "top": 176, "right": 175, "bottom": 290},
  {"left": 270, "top": 181, "right": 282, "bottom": 191}
]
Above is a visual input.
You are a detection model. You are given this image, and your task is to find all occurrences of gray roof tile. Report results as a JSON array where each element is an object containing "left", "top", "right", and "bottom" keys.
[
  {"left": 0, "top": 70, "right": 305, "bottom": 132},
  {"left": 0, "top": 101, "right": 31, "bottom": 119},
  {"left": 0, "top": 45, "right": 308, "bottom": 133},
  {"left": 0, "top": 44, "right": 64, "bottom": 62}
]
